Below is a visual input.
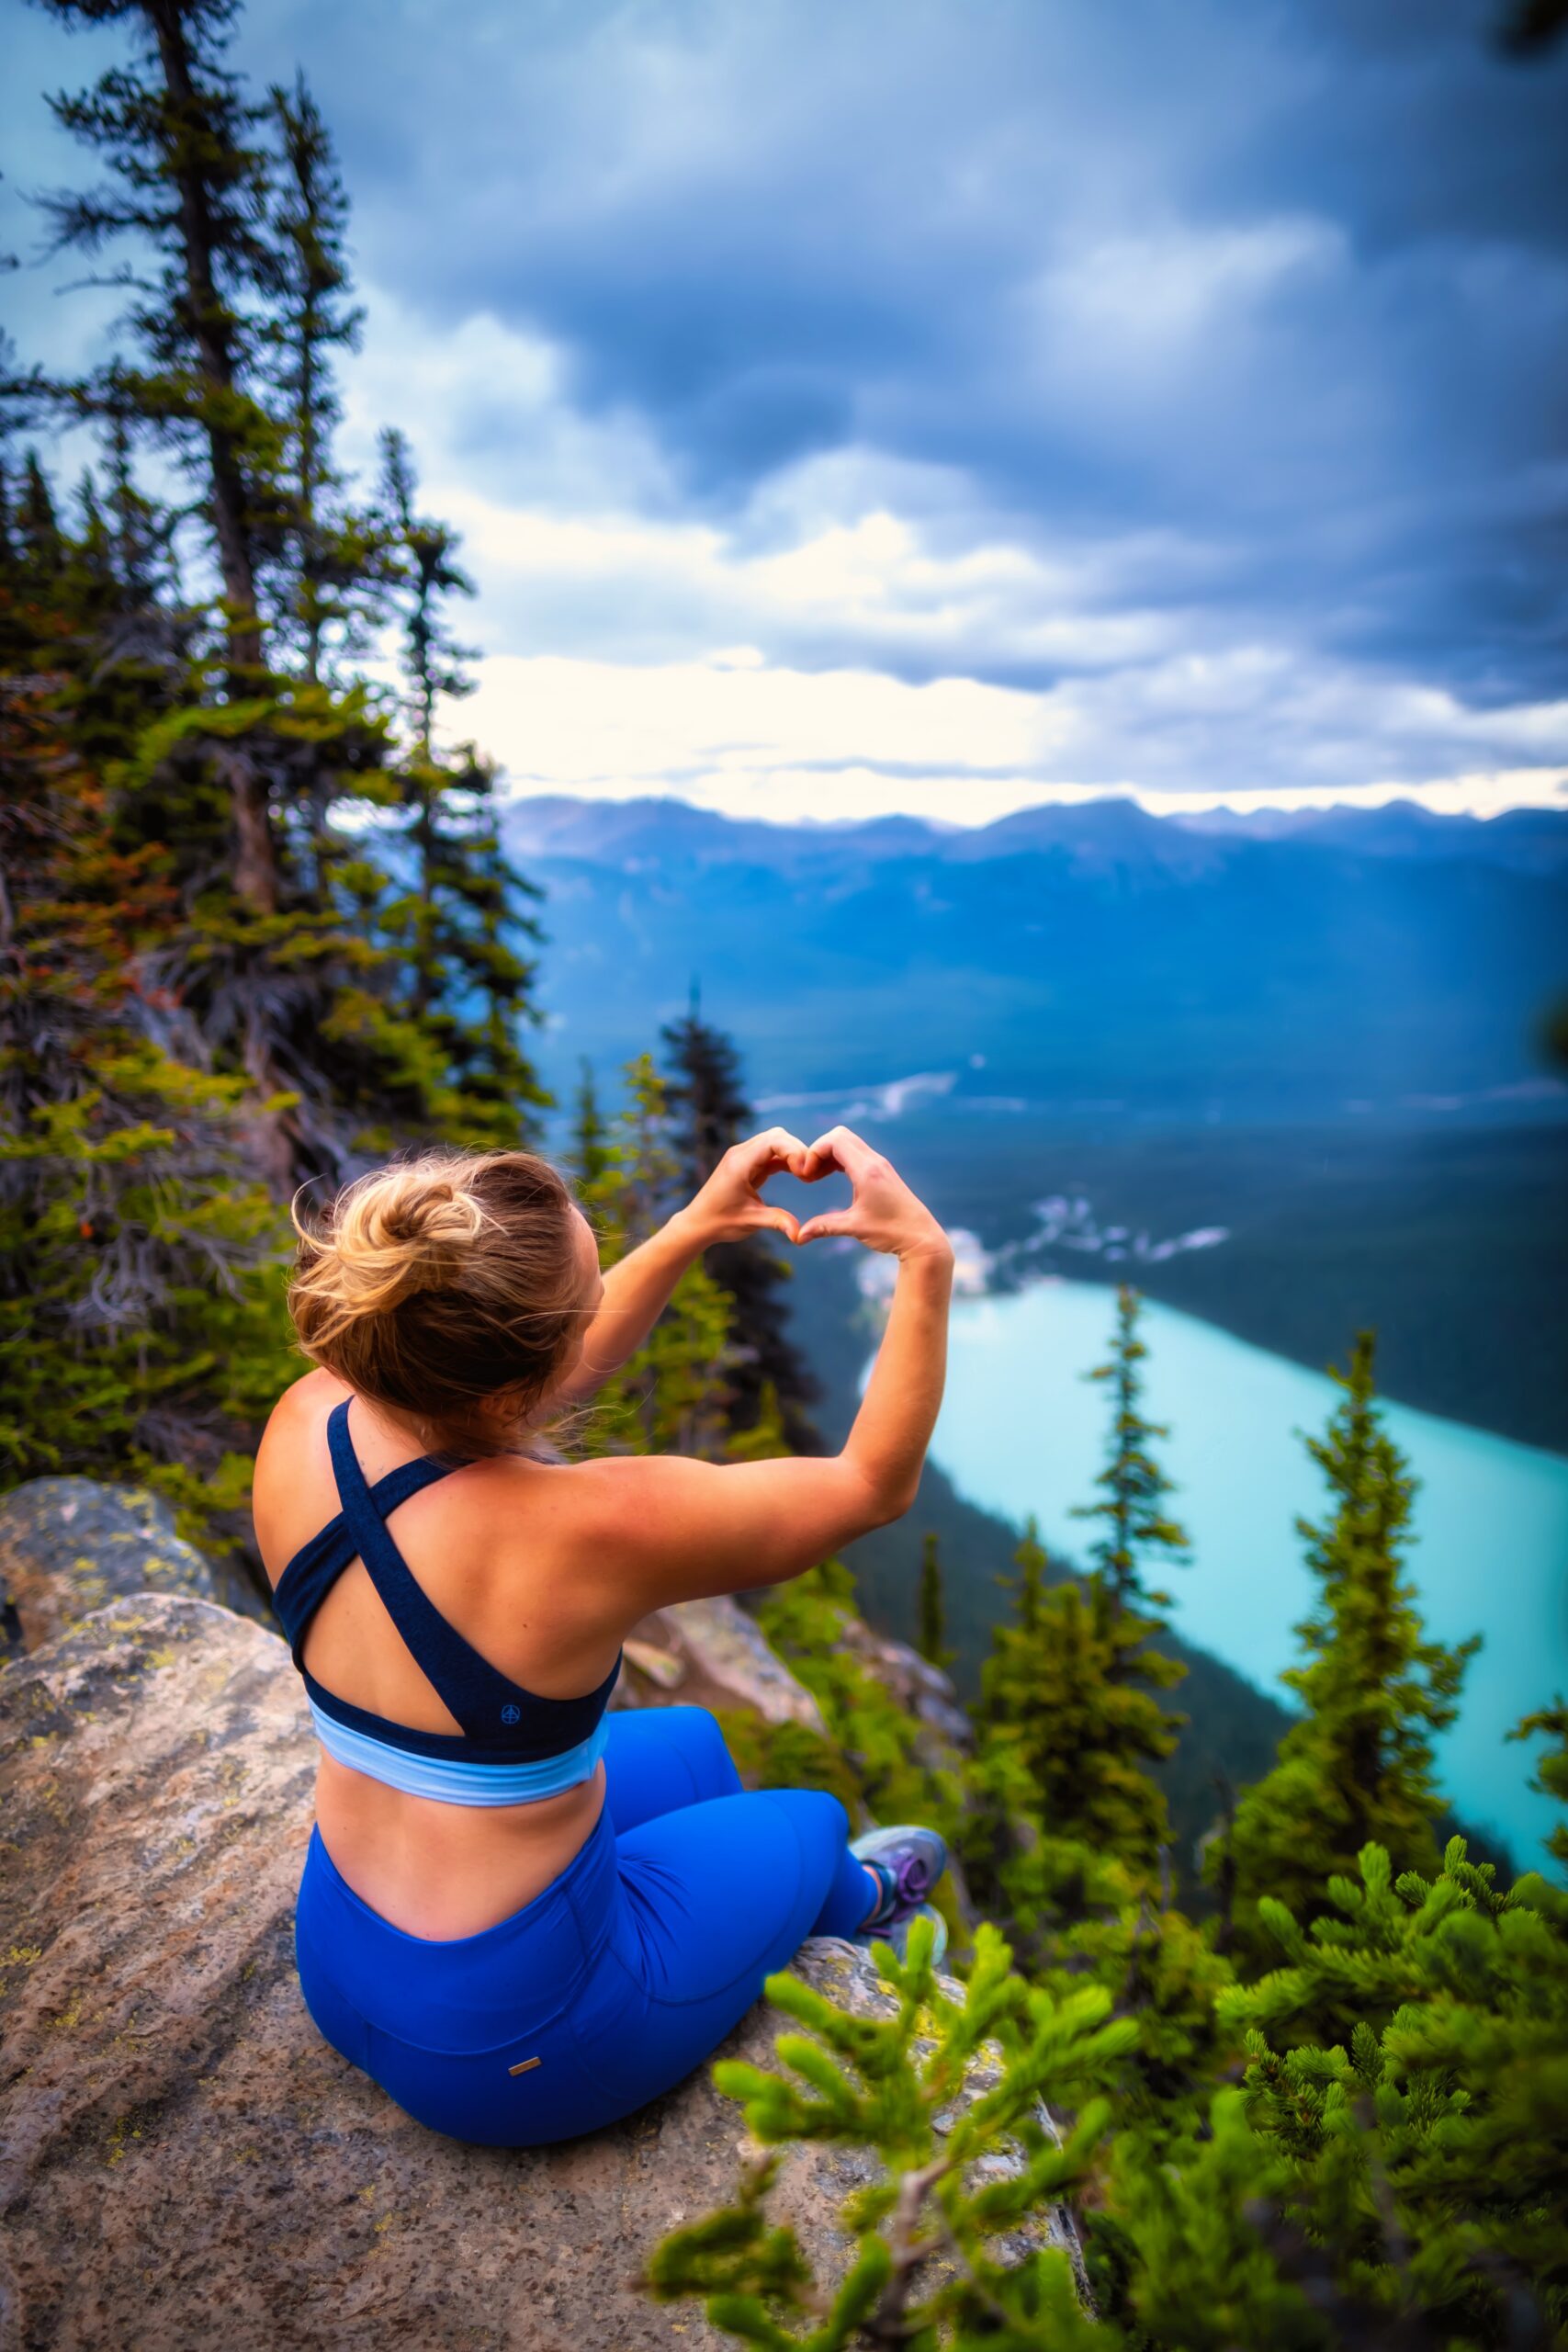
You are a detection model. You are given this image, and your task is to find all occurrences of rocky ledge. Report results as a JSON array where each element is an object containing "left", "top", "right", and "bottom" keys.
[
  {"left": 1, "top": 1593, "right": 1077, "bottom": 2352},
  {"left": 0, "top": 1476, "right": 268, "bottom": 1656}
]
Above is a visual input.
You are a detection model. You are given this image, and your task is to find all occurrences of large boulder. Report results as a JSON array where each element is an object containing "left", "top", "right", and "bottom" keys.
[
  {"left": 0, "top": 1596, "right": 1080, "bottom": 2352},
  {"left": 0, "top": 1476, "right": 267, "bottom": 1655},
  {"left": 615, "top": 1592, "right": 828, "bottom": 1730}
]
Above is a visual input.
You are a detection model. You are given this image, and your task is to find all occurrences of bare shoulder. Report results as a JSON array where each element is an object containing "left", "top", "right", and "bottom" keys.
[
  {"left": 251, "top": 1367, "right": 346, "bottom": 1574},
  {"left": 263, "top": 1363, "right": 341, "bottom": 1427},
  {"left": 255, "top": 1365, "right": 343, "bottom": 1472},
  {"left": 447, "top": 1451, "right": 719, "bottom": 1579},
  {"left": 479, "top": 1447, "right": 874, "bottom": 1612},
  {"left": 453, "top": 1447, "right": 670, "bottom": 1547}
]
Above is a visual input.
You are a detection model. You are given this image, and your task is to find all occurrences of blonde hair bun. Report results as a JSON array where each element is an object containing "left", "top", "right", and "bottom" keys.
[
  {"left": 308, "top": 1167, "right": 490, "bottom": 1336},
  {"left": 288, "top": 1148, "right": 584, "bottom": 1456}
]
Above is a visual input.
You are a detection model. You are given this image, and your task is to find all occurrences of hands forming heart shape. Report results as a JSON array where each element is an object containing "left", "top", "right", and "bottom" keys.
[{"left": 692, "top": 1125, "right": 951, "bottom": 1265}]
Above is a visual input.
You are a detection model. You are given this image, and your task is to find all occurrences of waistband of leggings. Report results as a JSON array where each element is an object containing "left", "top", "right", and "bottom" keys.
[{"left": 296, "top": 1804, "right": 615, "bottom": 2047}]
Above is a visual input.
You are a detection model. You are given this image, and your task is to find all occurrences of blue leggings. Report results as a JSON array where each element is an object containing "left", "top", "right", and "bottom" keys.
[{"left": 294, "top": 1707, "right": 874, "bottom": 2146}]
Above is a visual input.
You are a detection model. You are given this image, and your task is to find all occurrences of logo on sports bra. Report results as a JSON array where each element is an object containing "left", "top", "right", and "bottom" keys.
[{"left": 501, "top": 1703, "right": 521, "bottom": 1725}]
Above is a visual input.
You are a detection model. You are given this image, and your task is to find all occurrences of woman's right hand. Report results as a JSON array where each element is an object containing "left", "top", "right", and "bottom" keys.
[{"left": 795, "top": 1126, "right": 953, "bottom": 1263}]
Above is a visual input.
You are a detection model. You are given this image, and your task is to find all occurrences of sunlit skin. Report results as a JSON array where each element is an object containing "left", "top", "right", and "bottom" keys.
[{"left": 253, "top": 1126, "right": 954, "bottom": 1939}]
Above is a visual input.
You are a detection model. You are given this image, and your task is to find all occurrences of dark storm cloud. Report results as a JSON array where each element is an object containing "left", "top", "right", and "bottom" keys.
[
  {"left": 257, "top": 0, "right": 1568, "bottom": 707},
  {"left": 3, "top": 0, "right": 1564, "bottom": 790}
]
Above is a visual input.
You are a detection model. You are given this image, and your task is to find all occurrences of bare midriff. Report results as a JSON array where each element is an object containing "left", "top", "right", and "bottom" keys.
[{"left": 312, "top": 1753, "right": 609, "bottom": 1940}]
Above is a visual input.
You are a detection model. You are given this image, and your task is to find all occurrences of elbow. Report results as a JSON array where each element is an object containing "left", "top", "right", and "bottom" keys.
[
  {"left": 841, "top": 1458, "right": 920, "bottom": 1534},
  {"left": 875, "top": 1476, "right": 922, "bottom": 1528}
]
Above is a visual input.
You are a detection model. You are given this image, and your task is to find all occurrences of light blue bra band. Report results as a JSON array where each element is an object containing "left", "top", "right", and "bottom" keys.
[{"left": 308, "top": 1701, "right": 609, "bottom": 1809}]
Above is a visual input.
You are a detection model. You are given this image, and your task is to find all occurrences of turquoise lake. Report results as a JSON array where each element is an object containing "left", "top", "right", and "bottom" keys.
[{"left": 902, "top": 1279, "right": 1568, "bottom": 1871}]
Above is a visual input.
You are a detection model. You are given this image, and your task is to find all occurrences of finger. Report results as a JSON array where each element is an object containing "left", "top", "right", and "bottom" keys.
[
  {"left": 802, "top": 1125, "right": 880, "bottom": 1182},
  {"left": 734, "top": 1126, "right": 807, "bottom": 1182},
  {"left": 797, "top": 1208, "right": 858, "bottom": 1244},
  {"left": 798, "top": 1129, "right": 848, "bottom": 1181},
  {"left": 764, "top": 1126, "right": 813, "bottom": 1186},
  {"left": 761, "top": 1207, "right": 803, "bottom": 1244}
]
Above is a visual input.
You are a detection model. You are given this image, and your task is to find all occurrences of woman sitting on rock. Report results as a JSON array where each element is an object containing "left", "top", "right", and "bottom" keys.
[{"left": 254, "top": 1125, "right": 954, "bottom": 2147}]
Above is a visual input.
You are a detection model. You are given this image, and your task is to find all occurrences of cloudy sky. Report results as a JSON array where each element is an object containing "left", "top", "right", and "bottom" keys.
[{"left": 4, "top": 0, "right": 1566, "bottom": 820}]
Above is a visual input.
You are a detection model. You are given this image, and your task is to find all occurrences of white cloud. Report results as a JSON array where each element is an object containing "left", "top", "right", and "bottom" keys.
[
  {"left": 338, "top": 293, "right": 678, "bottom": 517},
  {"left": 1026, "top": 216, "right": 1346, "bottom": 379},
  {"left": 465, "top": 646, "right": 1568, "bottom": 824},
  {"left": 333, "top": 277, "right": 1568, "bottom": 822}
]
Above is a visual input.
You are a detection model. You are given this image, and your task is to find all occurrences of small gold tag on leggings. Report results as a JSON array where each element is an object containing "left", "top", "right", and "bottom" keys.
[{"left": 508, "top": 2056, "right": 542, "bottom": 2075}]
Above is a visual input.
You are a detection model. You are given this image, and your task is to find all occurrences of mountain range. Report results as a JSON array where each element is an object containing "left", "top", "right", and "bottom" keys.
[{"left": 503, "top": 794, "right": 1568, "bottom": 1123}]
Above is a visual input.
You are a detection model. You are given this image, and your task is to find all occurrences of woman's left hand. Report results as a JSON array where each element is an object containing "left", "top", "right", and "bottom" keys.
[{"left": 681, "top": 1127, "right": 812, "bottom": 1248}]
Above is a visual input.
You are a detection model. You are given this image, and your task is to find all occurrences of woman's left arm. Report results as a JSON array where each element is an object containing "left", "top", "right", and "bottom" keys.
[{"left": 550, "top": 1127, "right": 809, "bottom": 1403}]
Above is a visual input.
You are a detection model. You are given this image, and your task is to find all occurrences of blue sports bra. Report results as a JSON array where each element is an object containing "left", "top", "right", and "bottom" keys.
[{"left": 272, "top": 1399, "right": 621, "bottom": 1808}]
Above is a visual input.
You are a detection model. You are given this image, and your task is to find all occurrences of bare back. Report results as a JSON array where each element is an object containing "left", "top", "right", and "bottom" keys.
[{"left": 254, "top": 1368, "right": 627, "bottom": 1938}]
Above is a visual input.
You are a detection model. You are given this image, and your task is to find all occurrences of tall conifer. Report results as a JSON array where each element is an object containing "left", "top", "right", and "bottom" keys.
[
  {"left": 27, "top": 0, "right": 288, "bottom": 909},
  {"left": 266, "top": 71, "right": 371, "bottom": 690},
  {"left": 1216, "top": 1332, "right": 1481, "bottom": 1958},
  {"left": 917, "top": 1530, "right": 955, "bottom": 1673},
  {"left": 10, "top": 2, "right": 549, "bottom": 1180},
  {"left": 3, "top": 6, "right": 553, "bottom": 1509},
  {"left": 660, "top": 989, "right": 818, "bottom": 1448},
  {"left": 376, "top": 427, "right": 547, "bottom": 1147},
  {"left": 979, "top": 1560, "right": 1183, "bottom": 1873},
  {"left": 972, "top": 1296, "right": 1190, "bottom": 1883},
  {"left": 0, "top": 445, "right": 289, "bottom": 1500},
  {"left": 1072, "top": 1283, "right": 1190, "bottom": 1622},
  {"left": 571, "top": 1057, "right": 613, "bottom": 1191}
]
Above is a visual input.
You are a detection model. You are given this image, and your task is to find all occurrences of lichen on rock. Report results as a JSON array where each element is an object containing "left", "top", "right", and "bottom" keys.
[{"left": 0, "top": 1477, "right": 268, "bottom": 1657}]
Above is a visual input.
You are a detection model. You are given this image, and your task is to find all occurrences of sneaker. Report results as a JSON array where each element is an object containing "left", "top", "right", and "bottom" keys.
[
  {"left": 849, "top": 1824, "right": 949, "bottom": 1965},
  {"left": 870, "top": 1900, "right": 949, "bottom": 1967}
]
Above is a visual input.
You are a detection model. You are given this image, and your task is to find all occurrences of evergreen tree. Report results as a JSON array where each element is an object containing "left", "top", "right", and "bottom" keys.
[
  {"left": 571, "top": 1056, "right": 613, "bottom": 1191},
  {"left": 650, "top": 1815, "right": 1568, "bottom": 2349},
  {"left": 1072, "top": 1283, "right": 1190, "bottom": 1622},
  {"left": 2, "top": 10, "right": 553, "bottom": 1508},
  {"left": 265, "top": 70, "right": 377, "bottom": 694},
  {"left": 955, "top": 1351, "right": 1224, "bottom": 2124},
  {"left": 660, "top": 989, "right": 818, "bottom": 1450},
  {"left": 643, "top": 1309, "right": 1565, "bottom": 2350},
  {"left": 1010, "top": 1510, "right": 1046, "bottom": 1636},
  {"left": 646, "top": 1919, "right": 1123, "bottom": 2352},
  {"left": 11, "top": 3, "right": 365, "bottom": 1176},
  {"left": 1173, "top": 1834, "right": 1568, "bottom": 2346},
  {"left": 8, "top": 1, "right": 548, "bottom": 1182},
  {"left": 24, "top": 0, "right": 292, "bottom": 911},
  {"left": 0, "top": 449, "right": 290, "bottom": 1509},
  {"left": 570, "top": 1054, "right": 742, "bottom": 1463},
  {"left": 917, "top": 1530, "right": 956, "bottom": 1674},
  {"left": 376, "top": 426, "right": 547, "bottom": 1148},
  {"left": 974, "top": 1296, "right": 1190, "bottom": 1885},
  {"left": 1511, "top": 1699, "right": 1568, "bottom": 1871},
  {"left": 1215, "top": 1333, "right": 1481, "bottom": 1962},
  {"left": 977, "top": 1566, "right": 1185, "bottom": 1878}
]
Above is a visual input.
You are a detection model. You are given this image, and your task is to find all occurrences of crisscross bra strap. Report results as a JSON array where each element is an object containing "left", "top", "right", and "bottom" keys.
[
  {"left": 273, "top": 1400, "right": 624, "bottom": 1768},
  {"left": 319, "top": 1399, "right": 529, "bottom": 1737},
  {"left": 272, "top": 1453, "right": 456, "bottom": 1664}
]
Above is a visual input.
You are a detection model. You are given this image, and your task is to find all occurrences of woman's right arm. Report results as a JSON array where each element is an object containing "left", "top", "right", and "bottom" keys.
[{"left": 569, "top": 1128, "right": 954, "bottom": 1607}]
